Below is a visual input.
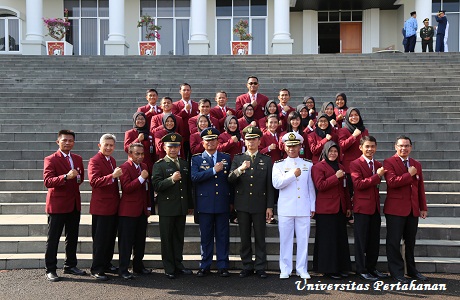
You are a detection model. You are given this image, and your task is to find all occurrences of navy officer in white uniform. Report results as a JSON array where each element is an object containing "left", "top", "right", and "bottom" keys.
[{"left": 272, "top": 132, "right": 316, "bottom": 280}]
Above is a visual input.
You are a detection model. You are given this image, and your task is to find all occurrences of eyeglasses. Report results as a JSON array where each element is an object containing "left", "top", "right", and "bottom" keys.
[
  {"left": 396, "top": 144, "right": 411, "bottom": 148},
  {"left": 247, "top": 82, "right": 259, "bottom": 85},
  {"left": 305, "top": 101, "right": 314, "bottom": 104}
]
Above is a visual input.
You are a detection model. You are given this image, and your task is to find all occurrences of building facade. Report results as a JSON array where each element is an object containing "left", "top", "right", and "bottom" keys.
[{"left": 0, "top": 0, "right": 457, "bottom": 55}]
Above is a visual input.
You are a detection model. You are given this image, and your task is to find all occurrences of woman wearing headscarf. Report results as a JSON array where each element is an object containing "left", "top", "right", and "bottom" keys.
[
  {"left": 303, "top": 96, "right": 318, "bottom": 121},
  {"left": 319, "top": 101, "right": 338, "bottom": 131},
  {"left": 279, "top": 111, "right": 312, "bottom": 160},
  {"left": 238, "top": 103, "right": 257, "bottom": 131},
  {"left": 218, "top": 115, "right": 245, "bottom": 160},
  {"left": 334, "top": 93, "right": 349, "bottom": 128},
  {"left": 259, "top": 100, "right": 282, "bottom": 132},
  {"left": 124, "top": 112, "right": 155, "bottom": 171},
  {"left": 154, "top": 113, "right": 185, "bottom": 159},
  {"left": 311, "top": 141, "right": 352, "bottom": 280},
  {"left": 190, "top": 115, "right": 212, "bottom": 155},
  {"left": 296, "top": 104, "right": 315, "bottom": 134},
  {"left": 308, "top": 114, "right": 339, "bottom": 164}
]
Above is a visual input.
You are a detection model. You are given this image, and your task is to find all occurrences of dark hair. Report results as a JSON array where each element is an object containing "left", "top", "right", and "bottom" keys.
[
  {"left": 58, "top": 130, "right": 75, "bottom": 139},
  {"left": 266, "top": 114, "right": 279, "bottom": 122},
  {"left": 128, "top": 142, "right": 144, "bottom": 154},
  {"left": 410, "top": 11, "right": 416, "bottom": 16},
  {"left": 360, "top": 135, "right": 377, "bottom": 146},
  {"left": 216, "top": 90, "right": 227, "bottom": 97},
  {"left": 180, "top": 83, "right": 191, "bottom": 89},
  {"left": 396, "top": 135, "right": 412, "bottom": 145},
  {"left": 247, "top": 76, "right": 258, "bottom": 82},
  {"left": 161, "top": 96, "right": 172, "bottom": 103},
  {"left": 279, "top": 88, "right": 290, "bottom": 96},
  {"left": 146, "top": 88, "right": 158, "bottom": 95},
  {"left": 198, "top": 98, "right": 211, "bottom": 106},
  {"left": 286, "top": 111, "right": 303, "bottom": 132}
]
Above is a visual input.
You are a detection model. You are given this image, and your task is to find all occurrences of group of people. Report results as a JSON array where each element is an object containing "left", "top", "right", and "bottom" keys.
[
  {"left": 404, "top": 10, "right": 448, "bottom": 53},
  {"left": 43, "top": 76, "right": 428, "bottom": 285}
]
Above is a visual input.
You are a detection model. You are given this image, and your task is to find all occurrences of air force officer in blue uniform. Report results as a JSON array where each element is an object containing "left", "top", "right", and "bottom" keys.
[{"left": 191, "top": 127, "right": 232, "bottom": 277}]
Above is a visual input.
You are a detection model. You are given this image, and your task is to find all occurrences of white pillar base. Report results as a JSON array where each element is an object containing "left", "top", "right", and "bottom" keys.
[
  {"left": 271, "top": 39, "right": 294, "bottom": 54},
  {"left": 21, "top": 40, "right": 46, "bottom": 55},
  {"left": 104, "top": 40, "right": 130, "bottom": 55},
  {"left": 188, "top": 40, "right": 209, "bottom": 55}
]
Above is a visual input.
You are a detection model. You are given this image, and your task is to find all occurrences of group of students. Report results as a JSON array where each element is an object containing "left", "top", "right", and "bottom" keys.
[{"left": 43, "top": 76, "right": 428, "bottom": 284}]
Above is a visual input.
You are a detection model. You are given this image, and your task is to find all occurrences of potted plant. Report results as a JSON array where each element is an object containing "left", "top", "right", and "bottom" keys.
[
  {"left": 137, "top": 15, "right": 162, "bottom": 55},
  {"left": 231, "top": 19, "right": 253, "bottom": 55},
  {"left": 43, "top": 8, "right": 73, "bottom": 55}
]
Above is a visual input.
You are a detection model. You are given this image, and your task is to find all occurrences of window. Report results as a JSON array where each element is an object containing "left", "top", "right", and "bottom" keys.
[{"left": 0, "top": 8, "right": 20, "bottom": 53}]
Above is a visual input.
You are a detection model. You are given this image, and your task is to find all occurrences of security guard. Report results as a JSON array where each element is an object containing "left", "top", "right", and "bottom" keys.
[
  {"left": 228, "top": 126, "right": 274, "bottom": 279},
  {"left": 272, "top": 132, "right": 315, "bottom": 280},
  {"left": 420, "top": 18, "right": 434, "bottom": 52},
  {"left": 191, "top": 127, "right": 232, "bottom": 277},
  {"left": 151, "top": 133, "right": 193, "bottom": 279}
]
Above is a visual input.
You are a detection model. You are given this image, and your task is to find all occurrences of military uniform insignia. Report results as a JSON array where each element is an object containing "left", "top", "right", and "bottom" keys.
[
  {"left": 248, "top": 127, "right": 253, "bottom": 133},
  {"left": 171, "top": 135, "right": 176, "bottom": 141}
]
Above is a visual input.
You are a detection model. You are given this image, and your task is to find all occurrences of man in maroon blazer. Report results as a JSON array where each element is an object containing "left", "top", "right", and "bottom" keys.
[
  {"left": 188, "top": 98, "right": 220, "bottom": 133},
  {"left": 88, "top": 133, "right": 122, "bottom": 281},
  {"left": 150, "top": 96, "right": 185, "bottom": 136},
  {"left": 137, "top": 88, "right": 163, "bottom": 128},
  {"left": 43, "top": 129, "right": 86, "bottom": 282},
  {"left": 350, "top": 136, "right": 389, "bottom": 281},
  {"left": 384, "top": 135, "right": 428, "bottom": 283},
  {"left": 277, "top": 88, "right": 295, "bottom": 127},
  {"left": 235, "top": 76, "right": 269, "bottom": 121},
  {"left": 210, "top": 91, "right": 236, "bottom": 131},
  {"left": 118, "top": 143, "right": 152, "bottom": 279}
]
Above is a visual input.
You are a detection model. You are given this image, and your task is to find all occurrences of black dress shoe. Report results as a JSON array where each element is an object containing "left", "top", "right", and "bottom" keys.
[
  {"left": 63, "top": 267, "right": 87, "bottom": 276},
  {"left": 339, "top": 272, "right": 349, "bottom": 278},
  {"left": 256, "top": 270, "right": 268, "bottom": 279},
  {"left": 134, "top": 268, "right": 152, "bottom": 275},
  {"left": 177, "top": 268, "right": 193, "bottom": 275},
  {"left": 196, "top": 269, "right": 209, "bottom": 277},
  {"left": 120, "top": 271, "right": 134, "bottom": 280},
  {"left": 370, "top": 270, "right": 390, "bottom": 279},
  {"left": 393, "top": 276, "right": 410, "bottom": 284},
  {"left": 326, "top": 273, "right": 342, "bottom": 280},
  {"left": 408, "top": 272, "right": 428, "bottom": 281},
  {"left": 91, "top": 272, "right": 109, "bottom": 281},
  {"left": 165, "top": 272, "right": 176, "bottom": 279},
  {"left": 358, "top": 273, "right": 378, "bottom": 281},
  {"left": 239, "top": 269, "right": 253, "bottom": 278},
  {"left": 46, "top": 271, "right": 60, "bottom": 282},
  {"left": 219, "top": 269, "right": 230, "bottom": 277},
  {"left": 105, "top": 265, "right": 119, "bottom": 274}
]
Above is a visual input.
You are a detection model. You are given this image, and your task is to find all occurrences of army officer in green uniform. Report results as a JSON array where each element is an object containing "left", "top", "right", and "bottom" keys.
[
  {"left": 152, "top": 133, "right": 193, "bottom": 279},
  {"left": 420, "top": 18, "right": 434, "bottom": 52},
  {"left": 228, "top": 126, "right": 274, "bottom": 279}
]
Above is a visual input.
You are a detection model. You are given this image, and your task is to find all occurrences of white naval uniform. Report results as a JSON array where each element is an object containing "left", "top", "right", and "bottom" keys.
[{"left": 272, "top": 156, "right": 316, "bottom": 276}]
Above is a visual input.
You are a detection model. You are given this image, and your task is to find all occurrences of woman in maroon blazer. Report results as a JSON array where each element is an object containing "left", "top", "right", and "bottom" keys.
[
  {"left": 334, "top": 93, "right": 349, "bottom": 128},
  {"left": 297, "top": 103, "right": 315, "bottom": 134},
  {"left": 190, "top": 115, "right": 211, "bottom": 155},
  {"left": 124, "top": 112, "right": 155, "bottom": 172},
  {"left": 218, "top": 115, "right": 244, "bottom": 160},
  {"left": 319, "top": 101, "right": 339, "bottom": 131},
  {"left": 279, "top": 111, "right": 312, "bottom": 160},
  {"left": 308, "top": 114, "right": 339, "bottom": 164},
  {"left": 258, "top": 100, "right": 281, "bottom": 132},
  {"left": 311, "top": 141, "right": 352, "bottom": 279},
  {"left": 154, "top": 114, "right": 185, "bottom": 159},
  {"left": 258, "top": 114, "right": 282, "bottom": 164},
  {"left": 238, "top": 103, "right": 257, "bottom": 131},
  {"left": 303, "top": 95, "right": 318, "bottom": 122}
]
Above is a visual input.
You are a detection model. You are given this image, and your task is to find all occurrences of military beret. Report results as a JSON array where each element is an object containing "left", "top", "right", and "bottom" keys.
[
  {"left": 242, "top": 126, "right": 262, "bottom": 140},
  {"left": 161, "top": 132, "right": 182, "bottom": 146},
  {"left": 200, "top": 127, "right": 220, "bottom": 141}
]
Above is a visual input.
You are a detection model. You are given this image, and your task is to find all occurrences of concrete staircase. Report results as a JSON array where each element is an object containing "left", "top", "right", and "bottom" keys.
[{"left": 0, "top": 54, "right": 459, "bottom": 273}]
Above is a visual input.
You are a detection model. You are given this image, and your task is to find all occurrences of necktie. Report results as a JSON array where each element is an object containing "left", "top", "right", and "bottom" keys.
[
  {"left": 137, "top": 166, "right": 141, "bottom": 175},
  {"left": 108, "top": 158, "right": 114, "bottom": 171},
  {"left": 251, "top": 154, "right": 255, "bottom": 164},
  {"left": 369, "top": 160, "right": 374, "bottom": 174},
  {"left": 251, "top": 95, "right": 255, "bottom": 103},
  {"left": 221, "top": 107, "right": 226, "bottom": 115},
  {"left": 174, "top": 159, "right": 180, "bottom": 170},
  {"left": 65, "top": 155, "right": 71, "bottom": 169},
  {"left": 404, "top": 160, "right": 409, "bottom": 169}
]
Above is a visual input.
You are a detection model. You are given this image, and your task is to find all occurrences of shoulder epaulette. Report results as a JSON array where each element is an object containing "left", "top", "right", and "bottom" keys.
[
  {"left": 156, "top": 158, "right": 165, "bottom": 163},
  {"left": 302, "top": 158, "right": 313, "bottom": 163},
  {"left": 221, "top": 152, "right": 231, "bottom": 156},
  {"left": 260, "top": 153, "right": 271, "bottom": 158},
  {"left": 274, "top": 159, "right": 285, "bottom": 163},
  {"left": 234, "top": 153, "right": 244, "bottom": 156},
  {"left": 192, "top": 153, "right": 201, "bottom": 157}
]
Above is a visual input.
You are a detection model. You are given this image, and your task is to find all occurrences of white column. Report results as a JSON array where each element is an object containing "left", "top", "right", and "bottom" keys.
[
  {"left": 189, "top": 0, "right": 209, "bottom": 55},
  {"left": 415, "top": 0, "right": 432, "bottom": 52},
  {"left": 302, "top": 10, "right": 318, "bottom": 54},
  {"left": 22, "top": 0, "right": 46, "bottom": 55},
  {"left": 362, "top": 9, "right": 380, "bottom": 53},
  {"left": 104, "top": 0, "right": 129, "bottom": 55},
  {"left": 271, "top": 0, "right": 293, "bottom": 54}
]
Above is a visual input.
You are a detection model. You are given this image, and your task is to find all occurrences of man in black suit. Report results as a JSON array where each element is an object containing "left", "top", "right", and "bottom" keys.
[{"left": 228, "top": 126, "right": 274, "bottom": 279}]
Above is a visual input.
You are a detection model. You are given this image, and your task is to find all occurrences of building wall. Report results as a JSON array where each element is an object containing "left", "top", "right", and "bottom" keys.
[
  {"left": 380, "top": 10, "right": 400, "bottom": 51},
  {"left": 290, "top": 12, "right": 303, "bottom": 54},
  {"left": 126, "top": 2, "right": 138, "bottom": 55}
]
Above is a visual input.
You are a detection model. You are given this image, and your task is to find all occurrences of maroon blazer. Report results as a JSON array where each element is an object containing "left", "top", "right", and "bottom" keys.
[
  {"left": 150, "top": 113, "right": 186, "bottom": 136},
  {"left": 383, "top": 155, "right": 427, "bottom": 217},
  {"left": 259, "top": 131, "right": 282, "bottom": 164},
  {"left": 137, "top": 104, "right": 162, "bottom": 127},
  {"left": 172, "top": 100, "right": 199, "bottom": 141},
  {"left": 338, "top": 128, "right": 369, "bottom": 173},
  {"left": 217, "top": 132, "right": 244, "bottom": 160},
  {"left": 124, "top": 128, "right": 155, "bottom": 173},
  {"left": 350, "top": 156, "right": 382, "bottom": 214},
  {"left": 279, "top": 131, "right": 313, "bottom": 160},
  {"left": 88, "top": 152, "right": 120, "bottom": 215},
  {"left": 277, "top": 104, "right": 295, "bottom": 129},
  {"left": 334, "top": 107, "right": 348, "bottom": 128},
  {"left": 188, "top": 114, "right": 220, "bottom": 134},
  {"left": 258, "top": 117, "right": 285, "bottom": 133},
  {"left": 312, "top": 160, "right": 351, "bottom": 214},
  {"left": 210, "top": 106, "right": 236, "bottom": 131},
  {"left": 190, "top": 132, "right": 205, "bottom": 155},
  {"left": 235, "top": 93, "right": 269, "bottom": 120},
  {"left": 307, "top": 131, "right": 339, "bottom": 164},
  {"left": 119, "top": 160, "right": 150, "bottom": 217},
  {"left": 43, "top": 150, "right": 84, "bottom": 214},
  {"left": 154, "top": 129, "right": 186, "bottom": 160}
]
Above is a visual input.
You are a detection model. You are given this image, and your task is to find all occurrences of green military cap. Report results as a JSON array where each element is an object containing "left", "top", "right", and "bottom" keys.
[
  {"left": 200, "top": 127, "right": 220, "bottom": 141},
  {"left": 161, "top": 132, "right": 182, "bottom": 146},
  {"left": 423, "top": 18, "right": 429, "bottom": 22},
  {"left": 242, "top": 126, "right": 262, "bottom": 140}
]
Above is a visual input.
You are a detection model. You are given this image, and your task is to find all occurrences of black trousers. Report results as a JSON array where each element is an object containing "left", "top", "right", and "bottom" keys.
[
  {"left": 385, "top": 213, "right": 419, "bottom": 277},
  {"left": 45, "top": 208, "right": 81, "bottom": 273},
  {"left": 118, "top": 215, "right": 148, "bottom": 273},
  {"left": 436, "top": 33, "right": 445, "bottom": 52},
  {"left": 237, "top": 211, "right": 267, "bottom": 271},
  {"left": 404, "top": 35, "right": 416, "bottom": 52},
  {"left": 91, "top": 214, "right": 118, "bottom": 274},
  {"left": 159, "top": 215, "right": 186, "bottom": 274},
  {"left": 422, "top": 39, "right": 433, "bottom": 52},
  {"left": 353, "top": 211, "right": 381, "bottom": 273}
]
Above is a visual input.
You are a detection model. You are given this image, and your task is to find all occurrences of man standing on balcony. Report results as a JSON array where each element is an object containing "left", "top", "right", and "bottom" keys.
[
  {"left": 403, "top": 11, "right": 417, "bottom": 52},
  {"left": 235, "top": 76, "right": 269, "bottom": 121},
  {"left": 435, "top": 10, "right": 448, "bottom": 52}
]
